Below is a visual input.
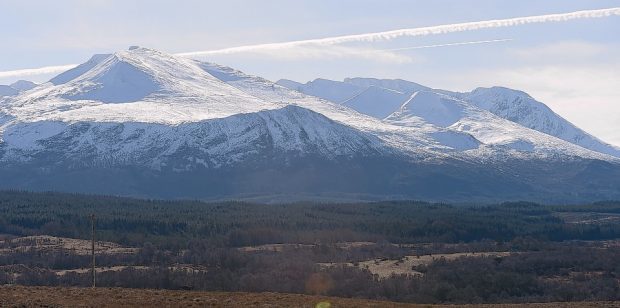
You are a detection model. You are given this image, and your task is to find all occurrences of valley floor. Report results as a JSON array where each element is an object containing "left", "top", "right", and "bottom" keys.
[{"left": 0, "top": 286, "right": 618, "bottom": 308}]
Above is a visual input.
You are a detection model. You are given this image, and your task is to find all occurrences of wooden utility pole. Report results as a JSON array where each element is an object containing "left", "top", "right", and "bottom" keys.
[{"left": 91, "top": 214, "right": 96, "bottom": 288}]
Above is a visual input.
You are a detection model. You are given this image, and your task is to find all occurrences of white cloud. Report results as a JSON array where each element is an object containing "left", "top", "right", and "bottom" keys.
[{"left": 0, "top": 64, "right": 77, "bottom": 79}]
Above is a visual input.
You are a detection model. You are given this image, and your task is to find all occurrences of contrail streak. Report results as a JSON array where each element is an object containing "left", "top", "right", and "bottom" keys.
[
  {"left": 1, "top": 7, "right": 618, "bottom": 80},
  {"left": 373, "top": 38, "right": 514, "bottom": 53},
  {"left": 177, "top": 7, "right": 620, "bottom": 57}
]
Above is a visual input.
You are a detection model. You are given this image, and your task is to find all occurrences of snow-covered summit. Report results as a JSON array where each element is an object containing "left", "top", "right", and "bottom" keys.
[
  {"left": 459, "top": 87, "right": 620, "bottom": 157},
  {"left": 2, "top": 47, "right": 282, "bottom": 124},
  {"left": 384, "top": 90, "right": 610, "bottom": 156},
  {"left": 0, "top": 48, "right": 387, "bottom": 169}
]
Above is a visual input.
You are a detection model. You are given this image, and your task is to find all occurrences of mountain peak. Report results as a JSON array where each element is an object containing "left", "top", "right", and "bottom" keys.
[
  {"left": 8, "top": 47, "right": 282, "bottom": 124},
  {"left": 471, "top": 86, "right": 532, "bottom": 97},
  {"left": 467, "top": 86, "right": 534, "bottom": 110},
  {"left": 59, "top": 50, "right": 162, "bottom": 103},
  {"left": 9, "top": 80, "right": 37, "bottom": 92},
  {"left": 0, "top": 80, "right": 38, "bottom": 98},
  {"left": 275, "top": 79, "right": 303, "bottom": 90},
  {"left": 463, "top": 86, "right": 620, "bottom": 157},
  {"left": 47, "top": 46, "right": 243, "bottom": 104}
]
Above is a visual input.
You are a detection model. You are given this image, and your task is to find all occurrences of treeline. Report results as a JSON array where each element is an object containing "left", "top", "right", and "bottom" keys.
[
  {"left": 2, "top": 243, "right": 619, "bottom": 303},
  {"left": 1, "top": 191, "right": 619, "bottom": 249}
]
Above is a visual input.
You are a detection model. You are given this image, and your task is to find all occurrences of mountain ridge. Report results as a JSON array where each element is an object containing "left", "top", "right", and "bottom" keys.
[
  {"left": 1, "top": 47, "right": 619, "bottom": 203},
  {"left": 278, "top": 77, "right": 620, "bottom": 157}
]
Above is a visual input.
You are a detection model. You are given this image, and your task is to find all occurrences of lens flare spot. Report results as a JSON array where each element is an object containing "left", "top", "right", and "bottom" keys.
[{"left": 315, "top": 301, "right": 331, "bottom": 308}]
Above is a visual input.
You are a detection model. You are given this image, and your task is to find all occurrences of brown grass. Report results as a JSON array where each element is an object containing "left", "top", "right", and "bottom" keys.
[
  {"left": 0, "top": 286, "right": 619, "bottom": 307},
  {"left": 320, "top": 252, "right": 511, "bottom": 278}
]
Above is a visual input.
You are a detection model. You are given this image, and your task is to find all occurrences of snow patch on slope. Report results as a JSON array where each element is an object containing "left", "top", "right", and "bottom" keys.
[
  {"left": 341, "top": 86, "right": 409, "bottom": 119},
  {"left": 2, "top": 121, "right": 67, "bottom": 150},
  {"left": 50, "top": 54, "right": 111, "bottom": 85},
  {"left": 393, "top": 91, "right": 466, "bottom": 127},
  {"left": 430, "top": 131, "right": 481, "bottom": 151}
]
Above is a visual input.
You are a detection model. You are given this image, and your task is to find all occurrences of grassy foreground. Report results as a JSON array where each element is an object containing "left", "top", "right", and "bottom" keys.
[{"left": 0, "top": 286, "right": 618, "bottom": 307}]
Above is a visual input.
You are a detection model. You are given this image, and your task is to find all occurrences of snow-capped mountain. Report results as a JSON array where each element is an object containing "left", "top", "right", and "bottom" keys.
[
  {"left": 6, "top": 48, "right": 281, "bottom": 124},
  {"left": 278, "top": 77, "right": 620, "bottom": 158},
  {"left": 1, "top": 47, "right": 619, "bottom": 202},
  {"left": 456, "top": 87, "right": 620, "bottom": 157},
  {"left": 1, "top": 48, "right": 385, "bottom": 165},
  {"left": 0, "top": 80, "right": 39, "bottom": 99},
  {"left": 385, "top": 91, "right": 586, "bottom": 155},
  {"left": 198, "top": 61, "right": 606, "bottom": 159},
  {"left": 9, "top": 80, "right": 37, "bottom": 92}
]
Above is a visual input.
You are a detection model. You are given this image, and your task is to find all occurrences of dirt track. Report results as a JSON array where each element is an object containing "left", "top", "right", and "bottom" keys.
[{"left": 0, "top": 286, "right": 618, "bottom": 307}]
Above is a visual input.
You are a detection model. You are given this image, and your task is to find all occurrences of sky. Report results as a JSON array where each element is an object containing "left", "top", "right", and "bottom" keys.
[{"left": 1, "top": 0, "right": 619, "bottom": 146}]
